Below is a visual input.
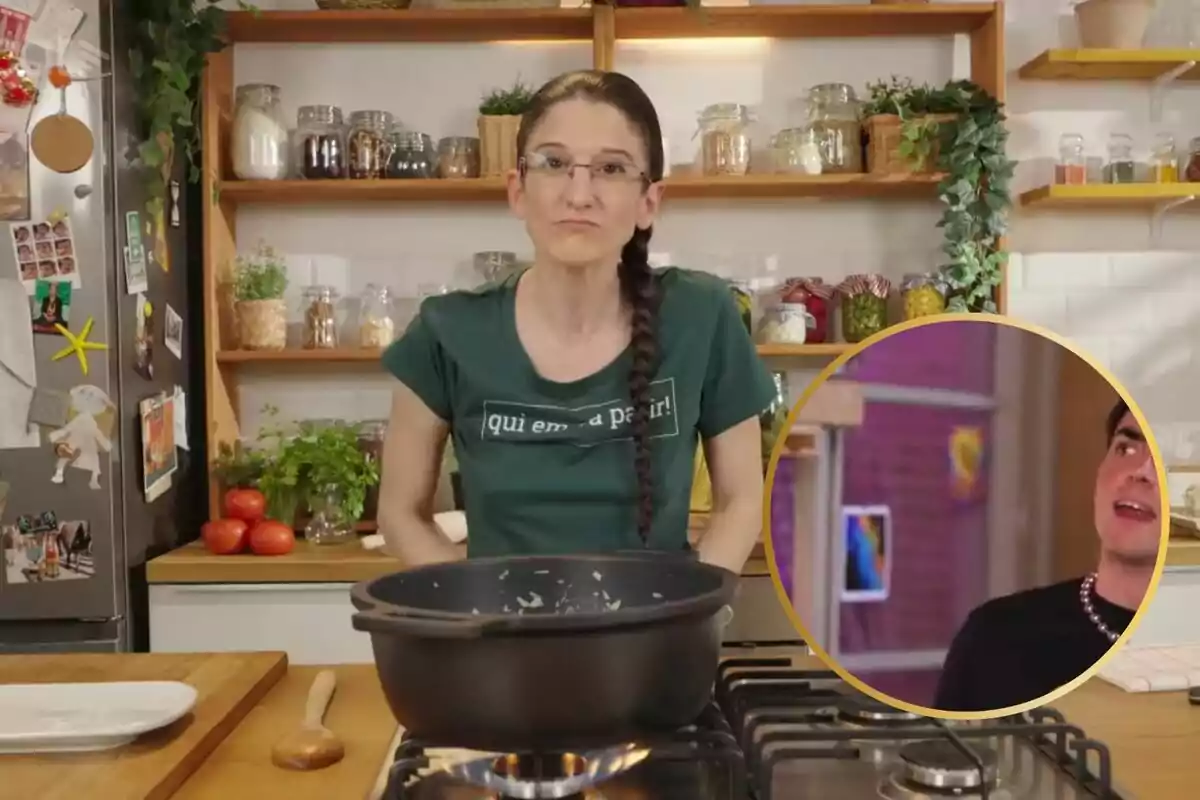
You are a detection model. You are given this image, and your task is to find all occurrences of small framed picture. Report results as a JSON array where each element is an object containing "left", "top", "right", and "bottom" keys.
[{"left": 840, "top": 504, "right": 892, "bottom": 603}]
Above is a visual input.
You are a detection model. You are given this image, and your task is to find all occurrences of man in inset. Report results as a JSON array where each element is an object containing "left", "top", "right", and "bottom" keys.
[{"left": 934, "top": 398, "right": 1160, "bottom": 712}]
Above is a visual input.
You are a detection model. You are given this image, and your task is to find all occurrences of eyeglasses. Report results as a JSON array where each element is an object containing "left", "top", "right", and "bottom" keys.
[{"left": 519, "top": 151, "right": 649, "bottom": 187}]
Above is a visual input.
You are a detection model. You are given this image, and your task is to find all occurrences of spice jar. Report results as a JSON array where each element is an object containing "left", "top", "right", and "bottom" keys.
[
  {"left": 1055, "top": 133, "right": 1087, "bottom": 185},
  {"left": 231, "top": 83, "right": 288, "bottom": 180},
  {"left": 781, "top": 278, "right": 833, "bottom": 343},
  {"left": 357, "top": 420, "right": 388, "bottom": 523},
  {"left": 295, "top": 104, "right": 345, "bottom": 180},
  {"left": 771, "top": 127, "right": 823, "bottom": 175},
  {"left": 346, "top": 110, "right": 395, "bottom": 179},
  {"left": 387, "top": 130, "right": 437, "bottom": 179},
  {"left": 807, "top": 83, "right": 863, "bottom": 174},
  {"left": 900, "top": 273, "right": 946, "bottom": 320},
  {"left": 438, "top": 136, "right": 481, "bottom": 179},
  {"left": 302, "top": 285, "right": 339, "bottom": 349},
  {"left": 697, "top": 103, "right": 752, "bottom": 176},
  {"left": 358, "top": 284, "right": 396, "bottom": 348},
  {"left": 1103, "top": 133, "right": 1136, "bottom": 184},
  {"left": 1187, "top": 136, "right": 1200, "bottom": 182},
  {"left": 1151, "top": 133, "right": 1178, "bottom": 182},
  {"left": 837, "top": 274, "right": 891, "bottom": 343}
]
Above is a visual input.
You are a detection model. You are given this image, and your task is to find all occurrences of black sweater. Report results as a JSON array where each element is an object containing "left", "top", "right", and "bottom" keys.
[{"left": 934, "top": 578, "right": 1134, "bottom": 712}]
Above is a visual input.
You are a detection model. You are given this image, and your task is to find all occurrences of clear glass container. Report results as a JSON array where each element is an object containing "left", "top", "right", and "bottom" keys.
[
  {"left": 696, "top": 103, "right": 752, "bottom": 176},
  {"left": 1055, "top": 133, "right": 1087, "bottom": 185},
  {"left": 760, "top": 301, "right": 813, "bottom": 344},
  {"left": 1151, "top": 133, "right": 1179, "bottom": 182},
  {"left": 838, "top": 274, "right": 891, "bottom": 343},
  {"left": 1103, "top": 133, "right": 1136, "bottom": 184},
  {"left": 358, "top": 283, "right": 396, "bottom": 349},
  {"left": 807, "top": 83, "right": 863, "bottom": 174},
  {"left": 346, "top": 110, "right": 395, "bottom": 179},
  {"left": 771, "top": 127, "right": 823, "bottom": 175},
  {"left": 294, "top": 104, "right": 345, "bottom": 180},
  {"left": 305, "top": 484, "right": 355, "bottom": 545},
  {"left": 231, "top": 83, "right": 289, "bottom": 181},
  {"left": 357, "top": 421, "right": 388, "bottom": 523},
  {"left": 438, "top": 136, "right": 481, "bottom": 179},
  {"left": 1187, "top": 136, "right": 1200, "bottom": 182},
  {"left": 900, "top": 273, "right": 946, "bottom": 320},
  {"left": 387, "top": 130, "right": 438, "bottom": 179},
  {"left": 301, "top": 285, "right": 339, "bottom": 350},
  {"left": 473, "top": 250, "right": 519, "bottom": 284},
  {"left": 758, "top": 372, "right": 789, "bottom": 473}
]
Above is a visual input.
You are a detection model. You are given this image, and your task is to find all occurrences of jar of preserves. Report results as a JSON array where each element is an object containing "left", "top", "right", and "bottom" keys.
[
  {"left": 1187, "top": 136, "right": 1200, "bottom": 182},
  {"left": 697, "top": 103, "right": 752, "bottom": 176},
  {"left": 760, "top": 301, "right": 813, "bottom": 344},
  {"left": 729, "top": 279, "right": 754, "bottom": 334},
  {"left": 1152, "top": 133, "right": 1179, "bottom": 182},
  {"left": 302, "top": 285, "right": 339, "bottom": 350},
  {"left": 837, "top": 274, "right": 891, "bottom": 343},
  {"left": 295, "top": 104, "right": 345, "bottom": 180},
  {"left": 781, "top": 278, "right": 833, "bottom": 343},
  {"left": 231, "top": 83, "right": 288, "bottom": 180},
  {"left": 346, "top": 110, "right": 395, "bottom": 179},
  {"left": 900, "top": 273, "right": 946, "bottom": 320},
  {"left": 357, "top": 420, "right": 388, "bottom": 523},
  {"left": 358, "top": 283, "right": 396, "bottom": 348},
  {"left": 807, "top": 84, "right": 863, "bottom": 174},
  {"left": 771, "top": 127, "right": 822, "bottom": 175},
  {"left": 438, "top": 136, "right": 481, "bottom": 179},
  {"left": 387, "top": 130, "right": 438, "bottom": 179},
  {"left": 1055, "top": 133, "right": 1087, "bottom": 185},
  {"left": 1103, "top": 133, "right": 1135, "bottom": 184},
  {"left": 759, "top": 372, "right": 789, "bottom": 473}
]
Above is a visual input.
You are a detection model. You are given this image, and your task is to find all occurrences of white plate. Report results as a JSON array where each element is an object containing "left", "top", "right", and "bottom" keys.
[{"left": 0, "top": 680, "right": 198, "bottom": 754}]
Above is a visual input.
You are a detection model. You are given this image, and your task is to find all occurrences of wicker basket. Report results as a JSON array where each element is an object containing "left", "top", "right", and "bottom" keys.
[
  {"left": 478, "top": 114, "right": 521, "bottom": 177},
  {"left": 315, "top": 0, "right": 413, "bottom": 9},
  {"left": 864, "top": 113, "right": 957, "bottom": 176}
]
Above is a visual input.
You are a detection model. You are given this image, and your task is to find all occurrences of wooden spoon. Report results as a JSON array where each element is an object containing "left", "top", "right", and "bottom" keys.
[{"left": 271, "top": 669, "right": 345, "bottom": 770}]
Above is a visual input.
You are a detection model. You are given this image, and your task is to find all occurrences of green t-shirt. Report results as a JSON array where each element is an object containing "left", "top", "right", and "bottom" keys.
[{"left": 381, "top": 267, "right": 777, "bottom": 557}]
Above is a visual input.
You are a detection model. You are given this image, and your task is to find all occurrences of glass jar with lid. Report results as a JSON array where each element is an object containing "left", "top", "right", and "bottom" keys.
[
  {"left": 696, "top": 103, "right": 752, "bottom": 176},
  {"left": 1151, "top": 133, "right": 1178, "bottom": 182},
  {"left": 346, "top": 110, "right": 395, "bottom": 179},
  {"left": 294, "top": 104, "right": 345, "bottom": 180},
  {"left": 387, "top": 130, "right": 438, "bottom": 179},
  {"left": 807, "top": 83, "right": 863, "bottom": 174},
  {"left": 358, "top": 284, "right": 396, "bottom": 349},
  {"left": 771, "top": 127, "right": 823, "bottom": 175},
  {"left": 231, "top": 83, "right": 289, "bottom": 181},
  {"left": 357, "top": 420, "right": 388, "bottom": 523},
  {"left": 305, "top": 484, "right": 355, "bottom": 545},
  {"left": 438, "top": 136, "right": 481, "bottom": 179},
  {"left": 1055, "top": 133, "right": 1087, "bottom": 185},
  {"left": 1103, "top": 133, "right": 1135, "bottom": 184},
  {"left": 301, "top": 285, "right": 339, "bottom": 350},
  {"left": 781, "top": 278, "right": 833, "bottom": 343},
  {"left": 837, "top": 274, "right": 891, "bottom": 343},
  {"left": 1187, "top": 136, "right": 1200, "bottom": 182},
  {"left": 900, "top": 273, "right": 946, "bottom": 321}
]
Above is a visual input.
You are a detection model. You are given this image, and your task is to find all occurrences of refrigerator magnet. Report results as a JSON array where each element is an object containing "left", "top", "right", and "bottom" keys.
[
  {"left": 48, "top": 384, "right": 114, "bottom": 491},
  {"left": 50, "top": 315, "right": 106, "bottom": 375},
  {"left": 169, "top": 180, "right": 181, "bottom": 227},
  {"left": 4, "top": 514, "right": 95, "bottom": 585},
  {"left": 29, "top": 278, "right": 69, "bottom": 335},
  {"left": 133, "top": 293, "right": 154, "bottom": 380},
  {"left": 140, "top": 392, "right": 177, "bottom": 502},
  {"left": 163, "top": 304, "right": 182, "bottom": 360}
]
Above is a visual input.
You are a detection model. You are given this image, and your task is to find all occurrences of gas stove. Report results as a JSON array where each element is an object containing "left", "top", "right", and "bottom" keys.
[{"left": 373, "top": 644, "right": 1123, "bottom": 800}]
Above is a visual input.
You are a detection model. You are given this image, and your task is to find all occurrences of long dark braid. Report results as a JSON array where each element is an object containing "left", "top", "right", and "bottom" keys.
[{"left": 618, "top": 226, "right": 659, "bottom": 545}]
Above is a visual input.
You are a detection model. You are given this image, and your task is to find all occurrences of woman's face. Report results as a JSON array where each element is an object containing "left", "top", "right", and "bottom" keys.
[{"left": 508, "top": 98, "right": 662, "bottom": 270}]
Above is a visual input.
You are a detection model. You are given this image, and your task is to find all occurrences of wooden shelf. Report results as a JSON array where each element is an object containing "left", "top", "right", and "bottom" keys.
[
  {"left": 218, "top": 173, "right": 944, "bottom": 206},
  {"left": 1018, "top": 49, "right": 1200, "bottom": 81},
  {"left": 756, "top": 343, "right": 850, "bottom": 358},
  {"left": 217, "top": 348, "right": 383, "bottom": 364},
  {"left": 1019, "top": 183, "right": 1200, "bottom": 209},
  {"left": 613, "top": 4, "right": 996, "bottom": 40},
  {"left": 224, "top": 9, "right": 593, "bottom": 44}
]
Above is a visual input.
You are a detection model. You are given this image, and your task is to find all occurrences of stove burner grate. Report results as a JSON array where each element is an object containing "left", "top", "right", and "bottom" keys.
[
  {"left": 838, "top": 693, "right": 924, "bottom": 726},
  {"left": 899, "top": 739, "right": 999, "bottom": 790},
  {"left": 443, "top": 745, "right": 650, "bottom": 798}
]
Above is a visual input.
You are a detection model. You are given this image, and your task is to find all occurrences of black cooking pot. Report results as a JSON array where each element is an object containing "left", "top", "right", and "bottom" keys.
[{"left": 350, "top": 551, "right": 737, "bottom": 752}]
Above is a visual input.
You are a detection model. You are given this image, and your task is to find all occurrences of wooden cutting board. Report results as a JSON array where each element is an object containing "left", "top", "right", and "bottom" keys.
[{"left": 0, "top": 651, "right": 287, "bottom": 800}]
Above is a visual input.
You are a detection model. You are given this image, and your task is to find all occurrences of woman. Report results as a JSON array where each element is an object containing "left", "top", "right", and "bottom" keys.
[{"left": 378, "top": 70, "right": 776, "bottom": 574}]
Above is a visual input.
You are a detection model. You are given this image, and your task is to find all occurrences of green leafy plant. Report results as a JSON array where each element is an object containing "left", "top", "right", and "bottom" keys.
[
  {"left": 863, "top": 77, "right": 1015, "bottom": 313},
  {"left": 128, "top": 0, "right": 255, "bottom": 215},
  {"left": 233, "top": 243, "right": 288, "bottom": 301},
  {"left": 212, "top": 440, "right": 270, "bottom": 488},
  {"left": 479, "top": 81, "right": 536, "bottom": 116}
]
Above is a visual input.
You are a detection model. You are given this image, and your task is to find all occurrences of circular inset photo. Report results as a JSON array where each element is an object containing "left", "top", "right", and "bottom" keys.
[{"left": 764, "top": 314, "right": 1168, "bottom": 720}]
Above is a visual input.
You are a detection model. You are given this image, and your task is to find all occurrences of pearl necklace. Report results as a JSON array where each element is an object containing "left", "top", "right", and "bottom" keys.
[{"left": 1079, "top": 573, "right": 1120, "bottom": 644}]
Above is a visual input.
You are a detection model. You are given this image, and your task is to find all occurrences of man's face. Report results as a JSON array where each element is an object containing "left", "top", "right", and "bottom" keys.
[{"left": 1093, "top": 411, "right": 1161, "bottom": 565}]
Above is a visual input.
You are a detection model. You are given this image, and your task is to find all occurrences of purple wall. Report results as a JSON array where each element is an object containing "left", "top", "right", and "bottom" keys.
[
  {"left": 841, "top": 320, "right": 996, "bottom": 395},
  {"left": 771, "top": 457, "right": 795, "bottom": 597}
]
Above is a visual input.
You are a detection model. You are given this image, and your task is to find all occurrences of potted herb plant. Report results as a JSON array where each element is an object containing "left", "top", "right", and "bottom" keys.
[
  {"left": 860, "top": 76, "right": 957, "bottom": 176},
  {"left": 863, "top": 77, "right": 1014, "bottom": 313},
  {"left": 233, "top": 242, "right": 289, "bottom": 350},
  {"left": 478, "top": 80, "right": 535, "bottom": 178}
]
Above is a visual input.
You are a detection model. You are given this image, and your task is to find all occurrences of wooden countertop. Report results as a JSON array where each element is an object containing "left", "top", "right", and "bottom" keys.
[{"left": 0, "top": 652, "right": 287, "bottom": 800}]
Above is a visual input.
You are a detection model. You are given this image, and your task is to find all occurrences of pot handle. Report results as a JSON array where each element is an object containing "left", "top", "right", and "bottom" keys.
[{"left": 351, "top": 607, "right": 489, "bottom": 639}]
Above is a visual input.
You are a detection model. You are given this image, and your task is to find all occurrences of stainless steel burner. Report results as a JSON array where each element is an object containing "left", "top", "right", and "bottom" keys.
[
  {"left": 900, "top": 740, "right": 999, "bottom": 790},
  {"left": 838, "top": 693, "right": 923, "bottom": 725},
  {"left": 442, "top": 744, "right": 650, "bottom": 798}
]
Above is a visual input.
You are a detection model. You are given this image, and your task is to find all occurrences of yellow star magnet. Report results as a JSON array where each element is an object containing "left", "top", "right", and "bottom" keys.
[{"left": 52, "top": 316, "right": 108, "bottom": 375}]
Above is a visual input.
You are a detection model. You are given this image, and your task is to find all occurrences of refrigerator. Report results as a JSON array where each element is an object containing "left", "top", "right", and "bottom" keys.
[{"left": 0, "top": 0, "right": 204, "bottom": 653}]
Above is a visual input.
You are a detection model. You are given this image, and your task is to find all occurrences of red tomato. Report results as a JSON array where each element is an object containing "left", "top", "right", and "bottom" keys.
[
  {"left": 202, "top": 518, "right": 248, "bottom": 555},
  {"left": 249, "top": 520, "right": 296, "bottom": 556},
  {"left": 223, "top": 488, "right": 266, "bottom": 523}
]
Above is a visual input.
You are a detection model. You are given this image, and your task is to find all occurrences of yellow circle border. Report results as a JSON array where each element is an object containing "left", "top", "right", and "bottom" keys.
[{"left": 759, "top": 312, "right": 1171, "bottom": 722}]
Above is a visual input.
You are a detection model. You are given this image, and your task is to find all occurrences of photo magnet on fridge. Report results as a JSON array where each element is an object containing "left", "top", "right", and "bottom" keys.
[
  {"left": 133, "top": 293, "right": 154, "bottom": 380},
  {"left": 29, "top": 278, "right": 70, "bottom": 334},
  {"left": 4, "top": 513, "right": 94, "bottom": 585},
  {"left": 164, "top": 303, "right": 182, "bottom": 360}
]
